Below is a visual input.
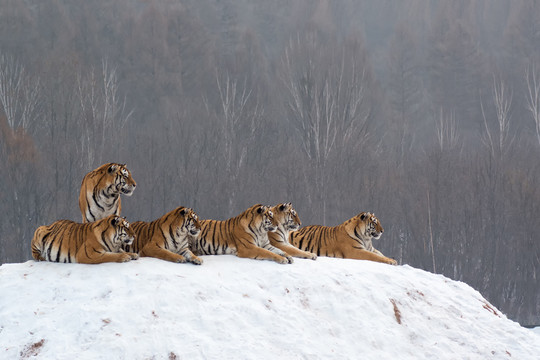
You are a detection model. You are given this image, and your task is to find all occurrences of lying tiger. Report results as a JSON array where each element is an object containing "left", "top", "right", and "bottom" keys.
[
  {"left": 125, "top": 206, "right": 203, "bottom": 265},
  {"left": 192, "top": 204, "right": 292, "bottom": 264},
  {"left": 289, "top": 212, "right": 397, "bottom": 265},
  {"left": 79, "top": 163, "right": 137, "bottom": 223},
  {"left": 268, "top": 203, "right": 317, "bottom": 260},
  {"left": 31, "top": 215, "right": 139, "bottom": 264}
]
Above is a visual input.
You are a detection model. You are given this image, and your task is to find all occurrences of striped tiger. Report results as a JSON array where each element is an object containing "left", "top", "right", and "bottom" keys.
[
  {"left": 79, "top": 163, "right": 137, "bottom": 223},
  {"left": 268, "top": 203, "right": 317, "bottom": 260},
  {"left": 125, "top": 206, "right": 203, "bottom": 265},
  {"left": 192, "top": 204, "right": 292, "bottom": 264},
  {"left": 31, "top": 215, "right": 139, "bottom": 264},
  {"left": 289, "top": 212, "right": 397, "bottom": 265}
]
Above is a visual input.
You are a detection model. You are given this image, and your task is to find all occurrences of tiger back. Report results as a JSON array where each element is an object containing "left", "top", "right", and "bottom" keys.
[
  {"left": 126, "top": 206, "right": 203, "bottom": 265},
  {"left": 289, "top": 212, "right": 397, "bottom": 265},
  {"left": 193, "top": 204, "right": 291, "bottom": 264},
  {"left": 31, "top": 214, "right": 139, "bottom": 264},
  {"left": 268, "top": 203, "right": 317, "bottom": 260},
  {"left": 79, "top": 163, "right": 137, "bottom": 223}
]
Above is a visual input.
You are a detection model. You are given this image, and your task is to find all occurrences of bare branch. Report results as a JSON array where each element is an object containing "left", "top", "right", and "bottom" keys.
[
  {"left": 525, "top": 63, "right": 540, "bottom": 146},
  {"left": 480, "top": 75, "right": 513, "bottom": 159},
  {"left": 0, "top": 55, "right": 41, "bottom": 131},
  {"left": 436, "top": 108, "right": 460, "bottom": 152}
]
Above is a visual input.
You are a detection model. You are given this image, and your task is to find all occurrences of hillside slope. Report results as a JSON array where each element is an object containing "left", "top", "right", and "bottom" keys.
[{"left": 1, "top": 256, "right": 539, "bottom": 359}]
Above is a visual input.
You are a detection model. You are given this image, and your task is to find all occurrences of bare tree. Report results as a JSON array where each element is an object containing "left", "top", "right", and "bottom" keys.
[
  {"left": 435, "top": 108, "right": 460, "bottom": 152},
  {"left": 280, "top": 32, "right": 373, "bottom": 223},
  {"left": 386, "top": 23, "right": 423, "bottom": 162},
  {"left": 525, "top": 63, "right": 540, "bottom": 146},
  {"left": 76, "top": 59, "right": 133, "bottom": 167},
  {"left": 206, "top": 69, "right": 264, "bottom": 214},
  {"left": 0, "top": 55, "right": 41, "bottom": 131},
  {"left": 0, "top": 56, "right": 44, "bottom": 262},
  {"left": 481, "top": 75, "right": 513, "bottom": 159}
]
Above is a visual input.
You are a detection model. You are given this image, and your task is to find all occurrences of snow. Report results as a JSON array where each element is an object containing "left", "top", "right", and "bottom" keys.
[{"left": 1, "top": 256, "right": 539, "bottom": 360}]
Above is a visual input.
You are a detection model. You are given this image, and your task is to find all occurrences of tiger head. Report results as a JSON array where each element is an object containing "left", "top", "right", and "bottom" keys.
[
  {"left": 174, "top": 207, "right": 201, "bottom": 238},
  {"left": 109, "top": 215, "right": 136, "bottom": 247},
  {"left": 108, "top": 163, "right": 137, "bottom": 196},
  {"left": 254, "top": 204, "right": 278, "bottom": 233},
  {"left": 345, "top": 212, "right": 384, "bottom": 241},
  {"left": 272, "top": 203, "right": 301, "bottom": 231}
]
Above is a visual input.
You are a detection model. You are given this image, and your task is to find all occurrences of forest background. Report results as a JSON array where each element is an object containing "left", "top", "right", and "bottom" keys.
[{"left": 0, "top": 0, "right": 538, "bottom": 326}]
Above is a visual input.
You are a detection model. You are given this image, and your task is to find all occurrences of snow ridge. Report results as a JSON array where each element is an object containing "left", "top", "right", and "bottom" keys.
[{"left": 1, "top": 256, "right": 539, "bottom": 359}]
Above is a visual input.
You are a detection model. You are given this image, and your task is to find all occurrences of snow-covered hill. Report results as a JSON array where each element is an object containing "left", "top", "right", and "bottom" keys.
[{"left": 1, "top": 256, "right": 539, "bottom": 359}]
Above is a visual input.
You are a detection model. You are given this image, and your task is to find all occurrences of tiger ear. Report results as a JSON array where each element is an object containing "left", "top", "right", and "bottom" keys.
[
  {"left": 111, "top": 216, "right": 121, "bottom": 226},
  {"left": 179, "top": 208, "right": 186, "bottom": 216},
  {"left": 108, "top": 164, "right": 118, "bottom": 173},
  {"left": 257, "top": 206, "right": 264, "bottom": 214},
  {"left": 360, "top": 213, "right": 367, "bottom": 221},
  {"left": 279, "top": 204, "right": 286, "bottom": 211}
]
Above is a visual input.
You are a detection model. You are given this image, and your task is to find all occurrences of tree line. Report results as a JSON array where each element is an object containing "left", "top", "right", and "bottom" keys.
[{"left": 0, "top": 0, "right": 539, "bottom": 325}]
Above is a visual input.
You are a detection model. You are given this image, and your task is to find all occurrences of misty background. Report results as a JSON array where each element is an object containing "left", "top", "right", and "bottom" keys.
[{"left": 0, "top": 0, "right": 538, "bottom": 325}]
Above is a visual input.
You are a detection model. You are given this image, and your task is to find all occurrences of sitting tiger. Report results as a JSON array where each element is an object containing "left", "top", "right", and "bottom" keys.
[
  {"left": 79, "top": 163, "right": 137, "bottom": 223},
  {"left": 192, "top": 204, "right": 292, "bottom": 264},
  {"left": 268, "top": 203, "right": 317, "bottom": 260},
  {"left": 31, "top": 215, "right": 139, "bottom": 264},
  {"left": 124, "top": 206, "right": 203, "bottom": 265},
  {"left": 289, "top": 212, "right": 397, "bottom": 265}
]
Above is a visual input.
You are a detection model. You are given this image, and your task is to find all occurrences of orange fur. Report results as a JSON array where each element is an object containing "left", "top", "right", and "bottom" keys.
[
  {"left": 290, "top": 212, "right": 397, "bottom": 265},
  {"left": 127, "top": 207, "right": 203, "bottom": 264},
  {"left": 193, "top": 204, "right": 291, "bottom": 264},
  {"left": 79, "top": 163, "right": 136, "bottom": 223},
  {"left": 268, "top": 203, "right": 317, "bottom": 260},
  {"left": 31, "top": 215, "right": 139, "bottom": 264}
]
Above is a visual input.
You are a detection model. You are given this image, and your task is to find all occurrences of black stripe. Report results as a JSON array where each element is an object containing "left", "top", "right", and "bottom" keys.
[
  {"left": 93, "top": 190, "right": 105, "bottom": 212},
  {"left": 102, "top": 230, "right": 113, "bottom": 252}
]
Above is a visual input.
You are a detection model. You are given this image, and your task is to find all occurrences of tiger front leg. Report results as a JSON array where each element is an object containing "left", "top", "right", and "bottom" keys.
[
  {"left": 263, "top": 244, "right": 294, "bottom": 264},
  {"left": 181, "top": 249, "right": 203, "bottom": 265},
  {"left": 371, "top": 247, "right": 397, "bottom": 265},
  {"left": 236, "top": 245, "right": 291, "bottom": 264},
  {"left": 274, "top": 242, "right": 317, "bottom": 260},
  {"left": 120, "top": 249, "right": 139, "bottom": 260},
  {"left": 349, "top": 248, "right": 397, "bottom": 265},
  {"left": 140, "top": 243, "right": 188, "bottom": 263},
  {"left": 76, "top": 245, "right": 133, "bottom": 264}
]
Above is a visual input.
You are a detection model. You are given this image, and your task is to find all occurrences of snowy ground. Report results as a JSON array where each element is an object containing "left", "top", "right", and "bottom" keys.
[{"left": 1, "top": 256, "right": 539, "bottom": 360}]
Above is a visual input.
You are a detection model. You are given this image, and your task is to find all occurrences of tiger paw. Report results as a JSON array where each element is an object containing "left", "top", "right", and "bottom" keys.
[
  {"left": 128, "top": 252, "right": 139, "bottom": 260},
  {"left": 386, "top": 258, "right": 398, "bottom": 265},
  {"left": 276, "top": 256, "right": 292, "bottom": 264},
  {"left": 307, "top": 253, "right": 317, "bottom": 260},
  {"left": 175, "top": 257, "right": 187, "bottom": 263},
  {"left": 285, "top": 255, "right": 294, "bottom": 264},
  {"left": 118, "top": 253, "right": 132, "bottom": 262},
  {"left": 190, "top": 256, "right": 203, "bottom": 265}
]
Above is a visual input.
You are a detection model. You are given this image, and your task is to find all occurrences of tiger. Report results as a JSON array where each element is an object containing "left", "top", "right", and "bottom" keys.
[
  {"left": 192, "top": 204, "right": 292, "bottom": 264},
  {"left": 268, "top": 203, "right": 317, "bottom": 260},
  {"left": 31, "top": 214, "right": 139, "bottom": 264},
  {"left": 79, "top": 163, "right": 137, "bottom": 223},
  {"left": 124, "top": 206, "right": 203, "bottom": 265},
  {"left": 289, "top": 212, "right": 397, "bottom": 265}
]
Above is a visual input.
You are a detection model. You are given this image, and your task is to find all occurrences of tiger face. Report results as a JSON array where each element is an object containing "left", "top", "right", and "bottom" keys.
[
  {"left": 257, "top": 205, "right": 278, "bottom": 232},
  {"left": 347, "top": 212, "right": 384, "bottom": 241},
  {"left": 274, "top": 203, "right": 301, "bottom": 231},
  {"left": 175, "top": 208, "right": 201, "bottom": 237},
  {"left": 110, "top": 216, "right": 136, "bottom": 247},
  {"left": 109, "top": 164, "right": 137, "bottom": 196}
]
